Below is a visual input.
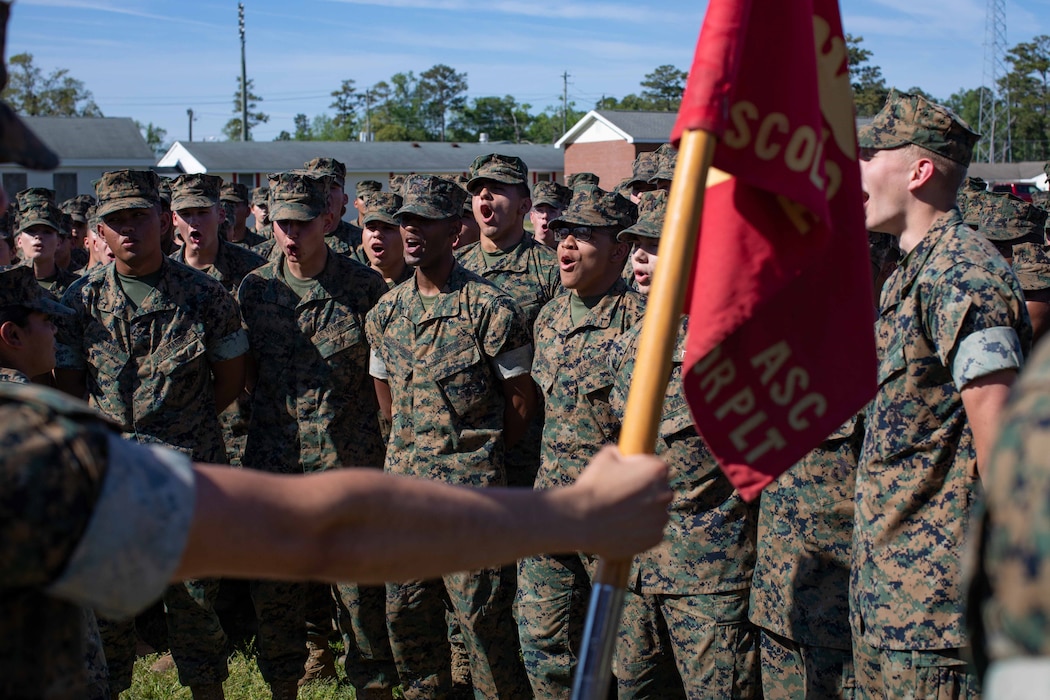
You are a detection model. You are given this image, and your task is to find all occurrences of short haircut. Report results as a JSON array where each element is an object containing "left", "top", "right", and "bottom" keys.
[{"left": 903, "top": 144, "right": 968, "bottom": 193}]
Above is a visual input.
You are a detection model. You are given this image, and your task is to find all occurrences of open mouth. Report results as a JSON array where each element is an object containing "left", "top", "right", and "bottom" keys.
[{"left": 477, "top": 203, "right": 494, "bottom": 223}]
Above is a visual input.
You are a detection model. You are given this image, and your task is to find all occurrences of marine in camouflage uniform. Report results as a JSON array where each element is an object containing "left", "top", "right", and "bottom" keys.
[
  {"left": 529, "top": 179, "right": 572, "bottom": 249},
  {"left": 1012, "top": 234, "right": 1050, "bottom": 345},
  {"left": 351, "top": 191, "right": 414, "bottom": 289},
  {"left": 237, "top": 171, "right": 391, "bottom": 698},
  {"left": 517, "top": 184, "right": 644, "bottom": 699},
  {"left": 54, "top": 170, "right": 247, "bottom": 700},
  {"left": 304, "top": 157, "right": 364, "bottom": 255},
  {"left": 364, "top": 174, "right": 533, "bottom": 699},
  {"left": 59, "top": 194, "right": 93, "bottom": 272},
  {"left": 966, "top": 336, "right": 1050, "bottom": 697},
  {"left": 458, "top": 153, "right": 563, "bottom": 487},
  {"left": 220, "top": 181, "right": 267, "bottom": 248},
  {"left": 608, "top": 191, "right": 760, "bottom": 699},
  {"left": 14, "top": 188, "right": 80, "bottom": 297},
  {"left": 853, "top": 90, "right": 1031, "bottom": 698},
  {"left": 749, "top": 416, "right": 863, "bottom": 700},
  {"left": 0, "top": 264, "right": 110, "bottom": 700}
]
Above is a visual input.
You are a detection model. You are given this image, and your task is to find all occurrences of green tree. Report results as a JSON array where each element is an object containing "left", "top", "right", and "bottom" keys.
[
  {"left": 1, "top": 52, "right": 102, "bottom": 116},
  {"left": 369, "top": 74, "right": 428, "bottom": 141},
  {"left": 640, "top": 64, "right": 687, "bottom": 111},
  {"left": 419, "top": 64, "right": 468, "bottom": 142},
  {"left": 1000, "top": 35, "right": 1050, "bottom": 161},
  {"left": 330, "top": 79, "right": 362, "bottom": 137},
  {"left": 596, "top": 93, "right": 653, "bottom": 110},
  {"left": 293, "top": 113, "right": 311, "bottom": 141},
  {"left": 944, "top": 87, "right": 986, "bottom": 132},
  {"left": 135, "top": 120, "right": 168, "bottom": 156},
  {"left": 222, "top": 76, "right": 269, "bottom": 141},
  {"left": 846, "top": 34, "right": 888, "bottom": 117},
  {"left": 450, "top": 95, "right": 532, "bottom": 143},
  {"left": 525, "top": 103, "right": 585, "bottom": 143}
]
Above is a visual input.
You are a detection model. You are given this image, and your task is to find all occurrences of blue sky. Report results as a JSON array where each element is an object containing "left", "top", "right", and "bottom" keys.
[{"left": 7, "top": 0, "right": 1050, "bottom": 145}]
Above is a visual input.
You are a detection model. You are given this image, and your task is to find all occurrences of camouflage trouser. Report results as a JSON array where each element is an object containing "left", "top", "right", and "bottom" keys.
[
  {"left": 504, "top": 414, "right": 543, "bottom": 488},
  {"left": 97, "top": 615, "right": 136, "bottom": 695},
  {"left": 759, "top": 628, "right": 854, "bottom": 700},
  {"left": 82, "top": 607, "right": 111, "bottom": 700},
  {"left": 853, "top": 638, "right": 980, "bottom": 700},
  {"left": 304, "top": 582, "right": 336, "bottom": 652},
  {"left": 249, "top": 580, "right": 308, "bottom": 684},
  {"left": 515, "top": 552, "right": 594, "bottom": 700},
  {"left": 386, "top": 565, "right": 529, "bottom": 699},
  {"left": 335, "top": 582, "right": 398, "bottom": 693},
  {"left": 163, "top": 579, "right": 229, "bottom": 687},
  {"left": 218, "top": 393, "right": 251, "bottom": 467},
  {"left": 616, "top": 588, "right": 760, "bottom": 700}
]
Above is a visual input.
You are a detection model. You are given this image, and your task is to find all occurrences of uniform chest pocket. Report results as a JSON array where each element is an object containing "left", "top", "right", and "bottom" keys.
[
  {"left": 571, "top": 358, "right": 619, "bottom": 439},
  {"left": 426, "top": 337, "right": 490, "bottom": 419},
  {"left": 877, "top": 343, "right": 907, "bottom": 387},
  {"left": 313, "top": 316, "right": 364, "bottom": 360},
  {"left": 154, "top": 332, "right": 207, "bottom": 379}
]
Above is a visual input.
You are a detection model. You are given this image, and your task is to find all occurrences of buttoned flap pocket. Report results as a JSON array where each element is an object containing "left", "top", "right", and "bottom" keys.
[
  {"left": 659, "top": 392, "right": 695, "bottom": 439},
  {"left": 87, "top": 338, "right": 130, "bottom": 382},
  {"left": 312, "top": 315, "right": 364, "bottom": 360},
  {"left": 877, "top": 341, "right": 907, "bottom": 387},
  {"left": 426, "top": 336, "right": 491, "bottom": 418},
  {"left": 154, "top": 332, "right": 207, "bottom": 378},
  {"left": 515, "top": 291, "right": 547, "bottom": 324},
  {"left": 572, "top": 358, "right": 616, "bottom": 398},
  {"left": 531, "top": 353, "right": 556, "bottom": 397}
]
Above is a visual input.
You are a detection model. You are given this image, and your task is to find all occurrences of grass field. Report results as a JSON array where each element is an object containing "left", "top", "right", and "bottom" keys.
[{"left": 128, "top": 649, "right": 398, "bottom": 700}]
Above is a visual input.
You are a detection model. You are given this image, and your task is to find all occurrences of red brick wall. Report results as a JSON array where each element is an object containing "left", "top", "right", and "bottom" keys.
[{"left": 564, "top": 141, "right": 639, "bottom": 190}]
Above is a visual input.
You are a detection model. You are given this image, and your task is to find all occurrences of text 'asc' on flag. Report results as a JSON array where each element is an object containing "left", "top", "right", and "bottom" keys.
[{"left": 673, "top": 0, "right": 877, "bottom": 501}]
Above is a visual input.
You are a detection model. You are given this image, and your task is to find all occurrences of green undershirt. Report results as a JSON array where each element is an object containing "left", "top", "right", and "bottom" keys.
[
  {"left": 117, "top": 269, "right": 163, "bottom": 310},
  {"left": 569, "top": 292, "right": 604, "bottom": 325},
  {"left": 283, "top": 259, "right": 319, "bottom": 299}
]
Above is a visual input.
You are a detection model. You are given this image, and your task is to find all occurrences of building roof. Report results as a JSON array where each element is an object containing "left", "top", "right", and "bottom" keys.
[
  {"left": 157, "top": 140, "right": 564, "bottom": 175},
  {"left": 21, "top": 116, "right": 155, "bottom": 166},
  {"left": 555, "top": 110, "right": 677, "bottom": 148},
  {"left": 967, "top": 161, "right": 1048, "bottom": 185}
]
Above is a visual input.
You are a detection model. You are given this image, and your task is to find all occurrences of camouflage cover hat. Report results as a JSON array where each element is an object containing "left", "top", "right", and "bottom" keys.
[
  {"left": 220, "top": 181, "right": 250, "bottom": 204},
  {"left": 551, "top": 185, "right": 637, "bottom": 230},
  {"left": 156, "top": 177, "right": 172, "bottom": 207},
  {"left": 466, "top": 153, "right": 529, "bottom": 193},
  {"left": 0, "top": 202, "right": 12, "bottom": 238},
  {"left": 1013, "top": 241, "right": 1050, "bottom": 292},
  {"left": 14, "top": 187, "right": 62, "bottom": 234},
  {"left": 0, "top": 264, "right": 74, "bottom": 316},
  {"left": 649, "top": 144, "right": 678, "bottom": 183},
  {"left": 58, "top": 212, "right": 73, "bottom": 238},
  {"left": 267, "top": 170, "right": 330, "bottom": 222},
  {"left": 531, "top": 181, "right": 572, "bottom": 209},
  {"left": 361, "top": 192, "right": 404, "bottom": 227},
  {"left": 171, "top": 173, "right": 223, "bottom": 211},
  {"left": 59, "top": 194, "right": 96, "bottom": 223},
  {"left": 567, "top": 172, "right": 600, "bottom": 189},
  {"left": 251, "top": 186, "right": 269, "bottom": 207},
  {"left": 1033, "top": 190, "right": 1050, "bottom": 209},
  {"left": 395, "top": 174, "right": 466, "bottom": 221},
  {"left": 966, "top": 190, "right": 1047, "bottom": 244},
  {"left": 956, "top": 176, "right": 987, "bottom": 219},
  {"left": 627, "top": 151, "right": 660, "bottom": 187},
  {"left": 857, "top": 89, "right": 979, "bottom": 165},
  {"left": 94, "top": 170, "right": 160, "bottom": 218},
  {"left": 618, "top": 190, "right": 668, "bottom": 241},
  {"left": 389, "top": 173, "right": 408, "bottom": 196},
  {"left": 355, "top": 180, "right": 382, "bottom": 198},
  {"left": 304, "top": 157, "right": 346, "bottom": 188}
]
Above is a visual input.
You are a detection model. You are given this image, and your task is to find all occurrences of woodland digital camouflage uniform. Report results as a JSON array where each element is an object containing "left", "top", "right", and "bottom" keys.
[
  {"left": 15, "top": 189, "right": 80, "bottom": 296},
  {"left": 364, "top": 174, "right": 532, "bottom": 699},
  {"left": 56, "top": 171, "right": 248, "bottom": 690},
  {"left": 853, "top": 209, "right": 1031, "bottom": 693},
  {"left": 459, "top": 153, "right": 563, "bottom": 486},
  {"left": 750, "top": 415, "right": 864, "bottom": 700},
  {"left": 350, "top": 191, "right": 414, "bottom": 289},
  {"left": 966, "top": 337, "right": 1050, "bottom": 685},
  {"left": 520, "top": 224, "right": 646, "bottom": 700},
  {"left": 238, "top": 228, "right": 389, "bottom": 689},
  {"left": 304, "top": 156, "right": 364, "bottom": 255},
  {"left": 0, "top": 380, "right": 194, "bottom": 700},
  {"left": 610, "top": 318, "right": 761, "bottom": 700},
  {"left": 221, "top": 182, "right": 267, "bottom": 248}
]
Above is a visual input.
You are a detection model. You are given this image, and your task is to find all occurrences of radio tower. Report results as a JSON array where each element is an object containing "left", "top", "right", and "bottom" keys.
[{"left": 976, "top": 0, "right": 1011, "bottom": 162}]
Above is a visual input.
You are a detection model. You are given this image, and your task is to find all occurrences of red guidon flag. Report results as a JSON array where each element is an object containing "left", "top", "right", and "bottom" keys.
[{"left": 674, "top": 0, "right": 877, "bottom": 501}]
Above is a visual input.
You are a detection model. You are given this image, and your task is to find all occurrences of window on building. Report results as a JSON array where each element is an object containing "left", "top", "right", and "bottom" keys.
[
  {"left": 2, "top": 172, "right": 27, "bottom": 196},
  {"left": 53, "top": 173, "right": 77, "bottom": 203},
  {"left": 235, "top": 172, "right": 254, "bottom": 187}
]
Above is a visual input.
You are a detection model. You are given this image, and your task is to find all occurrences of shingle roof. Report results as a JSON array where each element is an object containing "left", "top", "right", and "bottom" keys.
[
  {"left": 593, "top": 111, "right": 678, "bottom": 142},
  {"left": 967, "top": 161, "right": 1048, "bottom": 183},
  {"left": 160, "top": 140, "right": 564, "bottom": 174},
  {"left": 23, "top": 116, "right": 154, "bottom": 162}
]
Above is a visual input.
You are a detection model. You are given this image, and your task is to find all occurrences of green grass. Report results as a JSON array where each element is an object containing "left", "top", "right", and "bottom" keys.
[{"left": 128, "top": 649, "right": 382, "bottom": 700}]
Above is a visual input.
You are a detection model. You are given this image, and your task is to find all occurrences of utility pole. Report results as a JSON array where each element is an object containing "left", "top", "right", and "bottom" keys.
[
  {"left": 364, "top": 89, "right": 372, "bottom": 142},
  {"left": 561, "top": 71, "right": 570, "bottom": 137},
  {"left": 238, "top": 2, "right": 249, "bottom": 141},
  {"left": 977, "top": 0, "right": 1011, "bottom": 162},
  {"left": 187, "top": 108, "right": 194, "bottom": 142}
]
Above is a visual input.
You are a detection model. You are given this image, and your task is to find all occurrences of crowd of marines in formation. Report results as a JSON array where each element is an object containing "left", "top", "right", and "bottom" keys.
[{"left": 5, "top": 85, "right": 1050, "bottom": 700}]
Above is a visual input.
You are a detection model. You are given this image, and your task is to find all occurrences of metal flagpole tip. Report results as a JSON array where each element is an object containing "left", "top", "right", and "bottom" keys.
[{"left": 571, "top": 583, "right": 626, "bottom": 699}]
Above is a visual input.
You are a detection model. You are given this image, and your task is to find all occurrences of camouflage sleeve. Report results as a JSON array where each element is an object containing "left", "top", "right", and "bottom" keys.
[
  {"left": 46, "top": 435, "right": 195, "bottom": 620},
  {"left": 477, "top": 294, "right": 532, "bottom": 360},
  {"left": 926, "top": 264, "right": 1025, "bottom": 388},
  {"left": 204, "top": 287, "right": 249, "bottom": 362},
  {"left": 54, "top": 283, "right": 86, "bottom": 371}
]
